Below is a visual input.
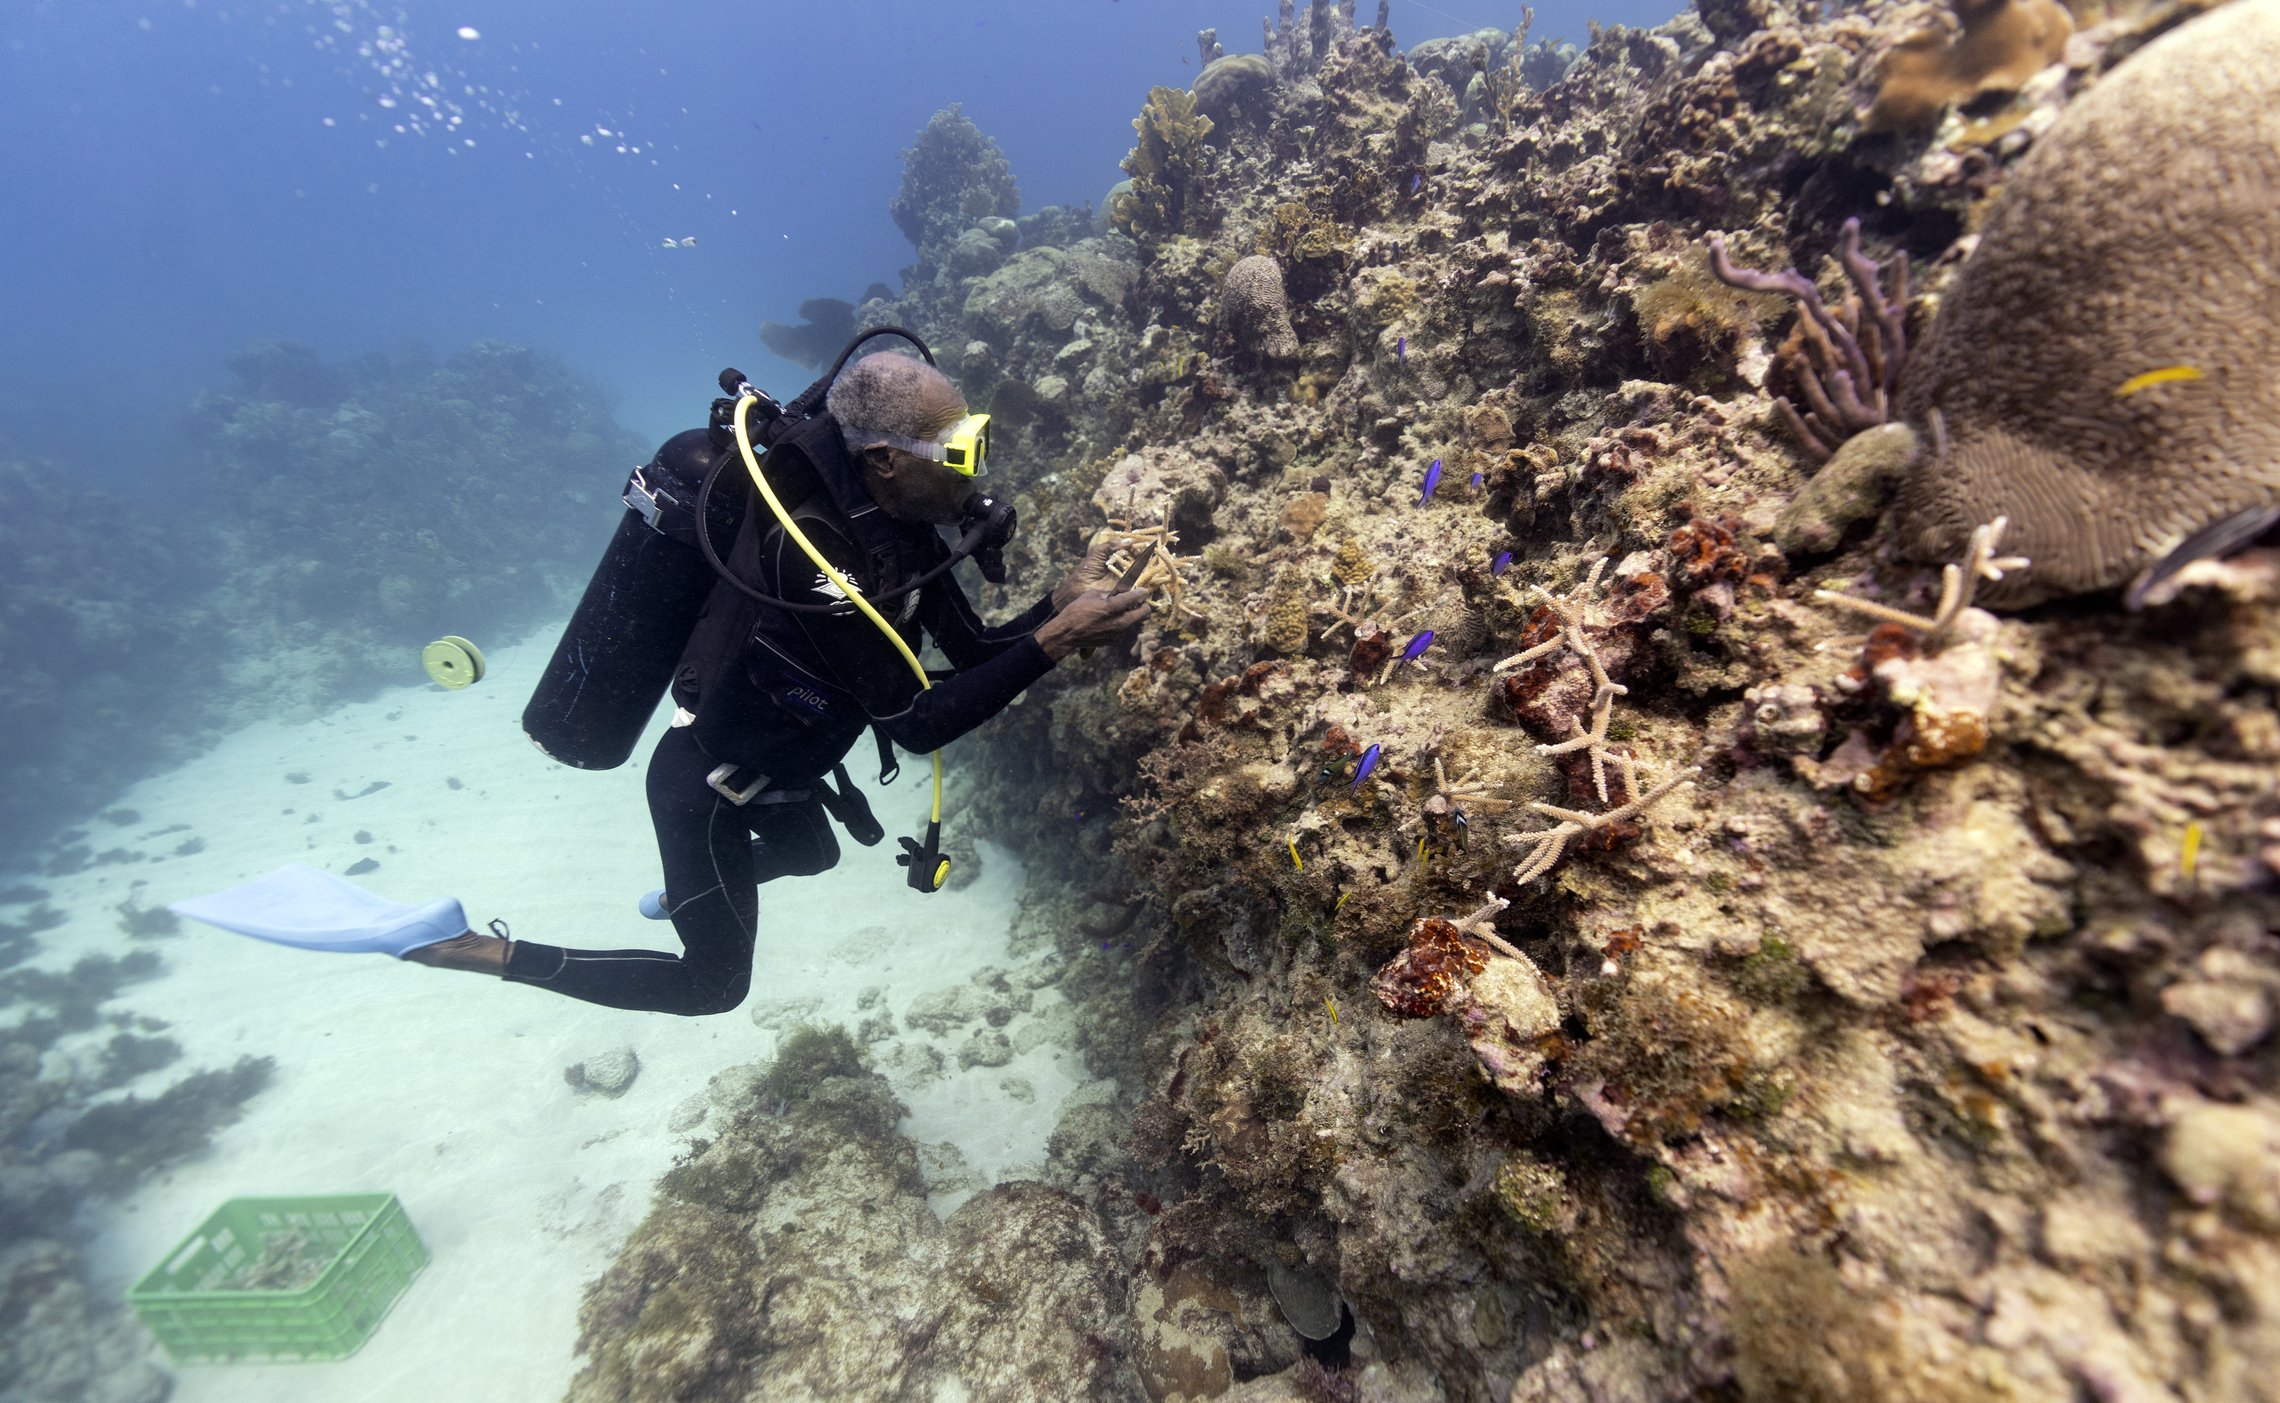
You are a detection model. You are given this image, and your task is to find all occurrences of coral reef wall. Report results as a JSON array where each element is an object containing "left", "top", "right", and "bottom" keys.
[
  {"left": 0, "top": 338, "right": 640, "bottom": 865},
  {"left": 575, "top": 3, "right": 2280, "bottom": 1399}
]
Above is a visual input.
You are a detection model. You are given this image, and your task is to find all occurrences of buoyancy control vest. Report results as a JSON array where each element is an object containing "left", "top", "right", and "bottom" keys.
[
  {"left": 524, "top": 331, "right": 1000, "bottom": 890},
  {"left": 670, "top": 415, "right": 951, "bottom": 784}
]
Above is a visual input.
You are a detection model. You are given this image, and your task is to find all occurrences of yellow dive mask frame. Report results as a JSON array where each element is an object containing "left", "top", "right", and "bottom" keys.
[
  {"left": 852, "top": 413, "right": 991, "bottom": 476},
  {"left": 938, "top": 413, "right": 989, "bottom": 474}
]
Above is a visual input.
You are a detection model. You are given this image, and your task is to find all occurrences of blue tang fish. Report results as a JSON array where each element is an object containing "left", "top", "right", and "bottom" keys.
[
  {"left": 1419, "top": 458, "right": 1441, "bottom": 505},
  {"left": 1351, "top": 744, "right": 1381, "bottom": 791}
]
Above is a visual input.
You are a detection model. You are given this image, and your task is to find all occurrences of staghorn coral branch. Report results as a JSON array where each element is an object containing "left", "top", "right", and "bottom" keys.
[
  {"left": 1508, "top": 763, "right": 1701, "bottom": 885},
  {"left": 1450, "top": 896, "right": 1528, "bottom": 961},
  {"left": 1536, "top": 681, "right": 1627, "bottom": 803},
  {"left": 1815, "top": 516, "right": 2030, "bottom": 651},
  {"left": 1487, "top": 559, "right": 1636, "bottom": 802},
  {"left": 1493, "top": 634, "right": 1566, "bottom": 671}
]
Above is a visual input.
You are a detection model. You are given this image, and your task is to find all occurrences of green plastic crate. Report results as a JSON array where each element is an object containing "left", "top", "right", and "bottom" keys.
[{"left": 128, "top": 1193, "right": 428, "bottom": 1363}]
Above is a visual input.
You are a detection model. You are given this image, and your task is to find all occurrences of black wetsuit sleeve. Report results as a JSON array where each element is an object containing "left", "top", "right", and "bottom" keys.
[
  {"left": 927, "top": 577, "right": 1058, "bottom": 668},
  {"left": 770, "top": 526, "right": 1057, "bottom": 754}
]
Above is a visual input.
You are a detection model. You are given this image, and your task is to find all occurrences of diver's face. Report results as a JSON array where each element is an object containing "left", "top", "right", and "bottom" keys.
[{"left": 860, "top": 445, "right": 974, "bottom": 526}]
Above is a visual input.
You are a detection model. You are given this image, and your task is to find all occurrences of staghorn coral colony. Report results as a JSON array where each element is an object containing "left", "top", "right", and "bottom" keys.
[{"left": 577, "top": 1, "right": 2280, "bottom": 1398}]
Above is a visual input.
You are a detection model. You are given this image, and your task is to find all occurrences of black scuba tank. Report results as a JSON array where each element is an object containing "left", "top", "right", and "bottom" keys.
[{"left": 521, "top": 428, "right": 743, "bottom": 769}]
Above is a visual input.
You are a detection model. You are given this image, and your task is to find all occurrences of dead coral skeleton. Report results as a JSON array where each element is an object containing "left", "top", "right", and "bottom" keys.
[
  {"left": 1707, "top": 217, "right": 1909, "bottom": 463},
  {"left": 1815, "top": 515, "right": 2028, "bottom": 651}
]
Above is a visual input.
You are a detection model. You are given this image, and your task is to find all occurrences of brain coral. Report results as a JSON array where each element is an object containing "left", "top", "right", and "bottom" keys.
[
  {"left": 1893, "top": 0, "right": 2280, "bottom": 606},
  {"left": 1222, "top": 255, "right": 1301, "bottom": 361}
]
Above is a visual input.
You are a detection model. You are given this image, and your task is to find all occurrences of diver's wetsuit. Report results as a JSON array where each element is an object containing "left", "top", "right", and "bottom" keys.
[{"left": 500, "top": 509, "right": 1057, "bottom": 1015}]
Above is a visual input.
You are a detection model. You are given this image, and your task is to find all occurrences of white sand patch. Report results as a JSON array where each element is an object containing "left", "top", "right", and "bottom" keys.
[{"left": 4, "top": 629, "right": 1092, "bottom": 1401}]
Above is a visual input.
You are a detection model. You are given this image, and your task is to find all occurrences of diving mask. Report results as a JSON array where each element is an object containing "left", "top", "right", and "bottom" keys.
[{"left": 847, "top": 413, "right": 991, "bottom": 476}]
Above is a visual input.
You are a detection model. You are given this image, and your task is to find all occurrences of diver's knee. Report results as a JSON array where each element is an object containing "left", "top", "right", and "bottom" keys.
[{"left": 689, "top": 981, "right": 749, "bottom": 1017}]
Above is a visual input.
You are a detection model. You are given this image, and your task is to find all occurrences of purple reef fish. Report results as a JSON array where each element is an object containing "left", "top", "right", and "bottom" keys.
[
  {"left": 1419, "top": 458, "right": 1441, "bottom": 505},
  {"left": 1411, "top": 172, "right": 1421, "bottom": 194},
  {"left": 1351, "top": 744, "right": 1382, "bottom": 791},
  {"left": 1399, "top": 630, "right": 1435, "bottom": 663},
  {"left": 1470, "top": 469, "right": 1483, "bottom": 487},
  {"left": 1491, "top": 551, "right": 1513, "bottom": 577},
  {"left": 1396, "top": 335, "right": 1405, "bottom": 364}
]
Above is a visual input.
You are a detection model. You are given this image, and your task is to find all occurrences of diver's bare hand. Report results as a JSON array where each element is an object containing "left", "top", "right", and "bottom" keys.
[
  {"left": 1036, "top": 589, "right": 1152, "bottom": 661},
  {"left": 1050, "top": 533, "right": 1119, "bottom": 611}
]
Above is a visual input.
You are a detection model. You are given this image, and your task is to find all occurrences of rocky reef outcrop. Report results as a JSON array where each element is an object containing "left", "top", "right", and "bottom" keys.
[{"left": 579, "top": 1, "right": 2280, "bottom": 1398}]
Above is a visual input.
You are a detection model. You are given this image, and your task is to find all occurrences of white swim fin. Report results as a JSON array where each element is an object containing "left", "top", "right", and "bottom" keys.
[{"left": 171, "top": 865, "right": 468, "bottom": 958}]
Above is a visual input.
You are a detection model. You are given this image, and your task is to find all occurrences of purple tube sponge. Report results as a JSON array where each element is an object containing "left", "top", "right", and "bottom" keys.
[{"left": 1707, "top": 217, "right": 1908, "bottom": 463}]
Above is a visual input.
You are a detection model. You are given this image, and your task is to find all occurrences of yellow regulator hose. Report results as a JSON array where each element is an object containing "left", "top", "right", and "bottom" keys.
[{"left": 733, "top": 396, "right": 948, "bottom": 880}]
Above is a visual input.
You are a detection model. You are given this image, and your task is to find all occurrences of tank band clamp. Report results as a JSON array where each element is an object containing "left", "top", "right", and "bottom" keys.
[
  {"left": 624, "top": 465, "right": 680, "bottom": 531},
  {"left": 705, "top": 764, "right": 811, "bottom": 809},
  {"left": 706, "top": 764, "right": 772, "bottom": 805}
]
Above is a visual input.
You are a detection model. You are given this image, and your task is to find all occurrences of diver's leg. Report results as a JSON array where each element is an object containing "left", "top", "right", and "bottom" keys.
[
  {"left": 749, "top": 799, "right": 840, "bottom": 883},
  {"left": 500, "top": 728, "right": 760, "bottom": 1015},
  {"left": 403, "top": 932, "right": 507, "bottom": 974}
]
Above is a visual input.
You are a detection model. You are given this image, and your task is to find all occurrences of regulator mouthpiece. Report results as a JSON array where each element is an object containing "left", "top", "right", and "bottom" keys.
[{"left": 957, "top": 493, "right": 1017, "bottom": 585}]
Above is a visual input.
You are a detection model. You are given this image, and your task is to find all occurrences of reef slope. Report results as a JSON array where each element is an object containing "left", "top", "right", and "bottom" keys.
[{"left": 576, "top": 3, "right": 2280, "bottom": 1398}]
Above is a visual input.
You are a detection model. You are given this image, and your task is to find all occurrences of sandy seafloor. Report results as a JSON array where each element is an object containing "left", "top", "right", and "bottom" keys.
[{"left": 6, "top": 630, "right": 1092, "bottom": 1401}]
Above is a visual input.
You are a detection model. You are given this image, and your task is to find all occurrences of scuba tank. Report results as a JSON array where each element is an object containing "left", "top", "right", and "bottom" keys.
[{"left": 521, "top": 426, "right": 743, "bottom": 769}]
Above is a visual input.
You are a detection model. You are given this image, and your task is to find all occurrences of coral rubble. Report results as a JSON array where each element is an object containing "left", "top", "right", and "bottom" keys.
[{"left": 577, "top": 2, "right": 2280, "bottom": 1398}]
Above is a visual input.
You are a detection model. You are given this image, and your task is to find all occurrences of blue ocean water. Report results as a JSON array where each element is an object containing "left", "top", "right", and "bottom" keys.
[{"left": 0, "top": 0, "right": 1666, "bottom": 477}]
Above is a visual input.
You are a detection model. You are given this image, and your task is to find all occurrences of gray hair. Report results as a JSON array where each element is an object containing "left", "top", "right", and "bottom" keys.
[{"left": 828, "top": 352, "right": 966, "bottom": 451}]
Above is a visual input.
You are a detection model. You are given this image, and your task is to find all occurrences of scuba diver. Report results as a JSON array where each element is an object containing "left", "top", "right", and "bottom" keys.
[{"left": 171, "top": 334, "right": 1149, "bottom": 1016}]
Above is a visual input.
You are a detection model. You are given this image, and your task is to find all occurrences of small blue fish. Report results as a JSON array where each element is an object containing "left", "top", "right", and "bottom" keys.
[
  {"left": 1399, "top": 630, "right": 1435, "bottom": 663},
  {"left": 1419, "top": 458, "right": 1441, "bottom": 505},
  {"left": 1396, "top": 335, "right": 1405, "bottom": 364},
  {"left": 1491, "top": 552, "right": 1512, "bottom": 577},
  {"left": 1351, "top": 744, "right": 1381, "bottom": 791},
  {"left": 1411, "top": 172, "right": 1421, "bottom": 194},
  {"left": 1470, "top": 469, "right": 1483, "bottom": 487}
]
